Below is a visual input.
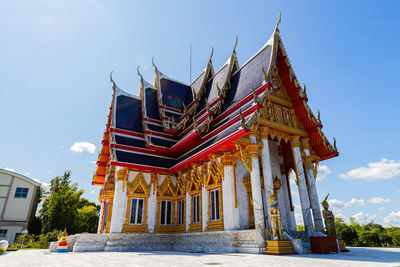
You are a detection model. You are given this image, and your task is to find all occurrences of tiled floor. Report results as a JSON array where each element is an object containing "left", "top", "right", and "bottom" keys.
[{"left": 1, "top": 247, "right": 400, "bottom": 267}]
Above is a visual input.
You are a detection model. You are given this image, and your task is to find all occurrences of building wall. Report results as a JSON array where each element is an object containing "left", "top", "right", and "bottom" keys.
[
  {"left": 0, "top": 225, "right": 23, "bottom": 244},
  {"left": 3, "top": 177, "right": 36, "bottom": 221},
  {"left": 0, "top": 170, "right": 40, "bottom": 244}
]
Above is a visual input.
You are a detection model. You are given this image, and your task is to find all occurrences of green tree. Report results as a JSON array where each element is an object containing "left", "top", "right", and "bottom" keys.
[
  {"left": 40, "top": 171, "right": 99, "bottom": 235},
  {"left": 335, "top": 218, "right": 358, "bottom": 246}
]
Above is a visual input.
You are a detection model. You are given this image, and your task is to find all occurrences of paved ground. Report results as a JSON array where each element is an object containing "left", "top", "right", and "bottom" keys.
[{"left": 1, "top": 247, "right": 400, "bottom": 267}]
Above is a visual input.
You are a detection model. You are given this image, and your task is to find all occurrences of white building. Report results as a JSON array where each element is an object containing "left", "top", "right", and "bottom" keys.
[{"left": 0, "top": 169, "right": 41, "bottom": 244}]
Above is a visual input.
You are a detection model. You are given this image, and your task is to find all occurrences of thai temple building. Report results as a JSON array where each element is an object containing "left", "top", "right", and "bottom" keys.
[{"left": 87, "top": 14, "right": 339, "bottom": 254}]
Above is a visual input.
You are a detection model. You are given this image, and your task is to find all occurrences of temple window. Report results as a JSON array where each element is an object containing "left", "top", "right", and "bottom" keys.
[
  {"left": 177, "top": 198, "right": 185, "bottom": 225},
  {"left": 192, "top": 194, "right": 200, "bottom": 224},
  {"left": 210, "top": 189, "right": 220, "bottom": 221},
  {"left": 129, "top": 198, "right": 144, "bottom": 225},
  {"left": 160, "top": 199, "right": 172, "bottom": 225}
]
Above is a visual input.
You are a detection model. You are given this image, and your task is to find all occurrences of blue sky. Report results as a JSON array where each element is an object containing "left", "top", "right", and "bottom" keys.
[{"left": 1, "top": 0, "right": 399, "bottom": 226}]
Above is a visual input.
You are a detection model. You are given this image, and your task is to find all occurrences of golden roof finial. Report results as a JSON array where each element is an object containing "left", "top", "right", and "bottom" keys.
[
  {"left": 110, "top": 71, "right": 116, "bottom": 90},
  {"left": 137, "top": 66, "right": 143, "bottom": 81},
  {"left": 232, "top": 36, "right": 238, "bottom": 53},
  {"left": 333, "top": 137, "right": 337, "bottom": 151},
  {"left": 317, "top": 109, "right": 321, "bottom": 123},
  {"left": 152, "top": 57, "right": 158, "bottom": 72},
  {"left": 209, "top": 46, "right": 213, "bottom": 62},
  {"left": 275, "top": 9, "right": 281, "bottom": 32}
]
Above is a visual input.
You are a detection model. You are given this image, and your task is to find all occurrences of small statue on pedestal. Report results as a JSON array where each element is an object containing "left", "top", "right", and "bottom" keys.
[
  {"left": 264, "top": 177, "right": 295, "bottom": 255},
  {"left": 321, "top": 194, "right": 336, "bottom": 237},
  {"left": 269, "top": 191, "right": 283, "bottom": 241},
  {"left": 56, "top": 228, "right": 69, "bottom": 253}
]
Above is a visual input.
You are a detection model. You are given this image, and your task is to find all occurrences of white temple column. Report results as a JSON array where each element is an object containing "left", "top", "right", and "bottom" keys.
[
  {"left": 202, "top": 185, "right": 208, "bottom": 232},
  {"left": 97, "top": 201, "right": 104, "bottom": 233},
  {"left": 110, "top": 168, "right": 128, "bottom": 233},
  {"left": 221, "top": 154, "right": 240, "bottom": 230},
  {"left": 185, "top": 191, "right": 191, "bottom": 232},
  {"left": 302, "top": 138, "right": 324, "bottom": 233},
  {"left": 259, "top": 127, "right": 274, "bottom": 231},
  {"left": 249, "top": 135, "right": 266, "bottom": 250},
  {"left": 291, "top": 136, "right": 314, "bottom": 236},
  {"left": 147, "top": 173, "right": 158, "bottom": 233}
]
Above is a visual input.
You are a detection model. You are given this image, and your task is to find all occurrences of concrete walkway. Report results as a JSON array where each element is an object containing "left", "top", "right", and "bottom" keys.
[{"left": 1, "top": 247, "right": 400, "bottom": 266}]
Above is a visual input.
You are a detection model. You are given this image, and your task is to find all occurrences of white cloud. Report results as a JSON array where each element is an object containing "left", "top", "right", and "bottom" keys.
[
  {"left": 90, "top": 190, "right": 97, "bottom": 194},
  {"left": 328, "top": 198, "right": 365, "bottom": 209},
  {"left": 328, "top": 199, "right": 346, "bottom": 209},
  {"left": 90, "top": 161, "right": 97, "bottom": 164},
  {"left": 351, "top": 212, "right": 377, "bottom": 224},
  {"left": 340, "top": 158, "right": 400, "bottom": 181},
  {"left": 33, "top": 178, "right": 51, "bottom": 191},
  {"left": 316, "top": 165, "right": 331, "bottom": 182},
  {"left": 367, "top": 197, "right": 390, "bottom": 204},
  {"left": 349, "top": 198, "right": 365, "bottom": 206},
  {"left": 383, "top": 211, "right": 400, "bottom": 226},
  {"left": 70, "top": 142, "right": 96, "bottom": 153},
  {"left": 4, "top": 167, "right": 16, "bottom": 172}
]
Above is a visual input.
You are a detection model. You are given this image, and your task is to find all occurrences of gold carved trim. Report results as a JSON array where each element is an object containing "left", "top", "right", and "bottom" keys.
[
  {"left": 158, "top": 175, "right": 177, "bottom": 198},
  {"left": 248, "top": 144, "right": 261, "bottom": 158},
  {"left": 126, "top": 172, "right": 150, "bottom": 197},
  {"left": 291, "top": 135, "right": 301, "bottom": 147},
  {"left": 150, "top": 173, "right": 158, "bottom": 194},
  {"left": 221, "top": 154, "right": 235, "bottom": 166},
  {"left": 301, "top": 137, "right": 311, "bottom": 151},
  {"left": 258, "top": 118, "right": 308, "bottom": 137},
  {"left": 188, "top": 192, "right": 202, "bottom": 232},
  {"left": 123, "top": 195, "right": 149, "bottom": 233},
  {"left": 116, "top": 168, "right": 128, "bottom": 181},
  {"left": 206, "top": 186, "right": 224, "bottom": 232}
]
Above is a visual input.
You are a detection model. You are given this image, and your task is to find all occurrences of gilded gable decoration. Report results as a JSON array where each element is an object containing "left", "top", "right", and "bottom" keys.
[
  {"left": 158, "top": 175, "right": 177, "bottom": 198},
  {"left": 127, "top": 172, "right": 150, "bottom": 197}
]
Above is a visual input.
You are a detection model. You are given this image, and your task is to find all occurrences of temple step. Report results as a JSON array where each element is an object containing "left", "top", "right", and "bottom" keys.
[
  {"left": 264, "top": 240, "right": 296, "bottom": 255},
  {"left": 302, "top": 240, "right": 312, "bottom": 254}
]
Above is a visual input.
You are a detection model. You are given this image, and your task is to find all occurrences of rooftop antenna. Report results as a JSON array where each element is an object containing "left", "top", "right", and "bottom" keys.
[{"left": 189, "top": 43, "right": 192, "bottom": 83}]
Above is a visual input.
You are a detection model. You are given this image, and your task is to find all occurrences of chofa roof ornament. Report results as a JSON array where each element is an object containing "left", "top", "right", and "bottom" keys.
[
  {"left": 275, "top": 9, "right": 281, "bottom": 32},
  {"left": 110, "top": 71, "right": 116, "bottom": 90},
  {"left": 232, "top": 36, "right": 238, "bottom": 54},
  {"left": 208, "top": 46, "right": 214, "bottom": 63},
  {"left": 152, "top": 57, "right": 158, "bottom": 72}
]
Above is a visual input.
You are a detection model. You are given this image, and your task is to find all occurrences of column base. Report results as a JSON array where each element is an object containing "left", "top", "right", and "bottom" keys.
[
  {"left": 264, "top": 240, "right": 296, "bottom": 255},
  {"left": 309, "top": 236, "right": 338, "bottom": 253}
]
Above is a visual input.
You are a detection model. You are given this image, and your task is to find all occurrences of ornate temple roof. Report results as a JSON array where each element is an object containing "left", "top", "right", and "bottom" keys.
[{"left": 92, "top": 16, "right": 338, "bottom": 185}]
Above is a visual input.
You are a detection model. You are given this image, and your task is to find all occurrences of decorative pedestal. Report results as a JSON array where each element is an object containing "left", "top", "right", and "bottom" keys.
[
  {"left": 338, "top": 240, "right": 349, "bottom": 252},
  {"left": 56, "top": 240, "right": 68, "bottom": 253},
  {"left": 264, "top": 240, "right": 296, "bottom": 255},
  {"left": 310, "top": 236, "right": 338, "bottom": 254}
]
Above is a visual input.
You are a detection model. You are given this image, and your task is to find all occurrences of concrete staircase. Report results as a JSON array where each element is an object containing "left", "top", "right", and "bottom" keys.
[{"left": 291, "top": 231, "right": 311, "bottom": 254}]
